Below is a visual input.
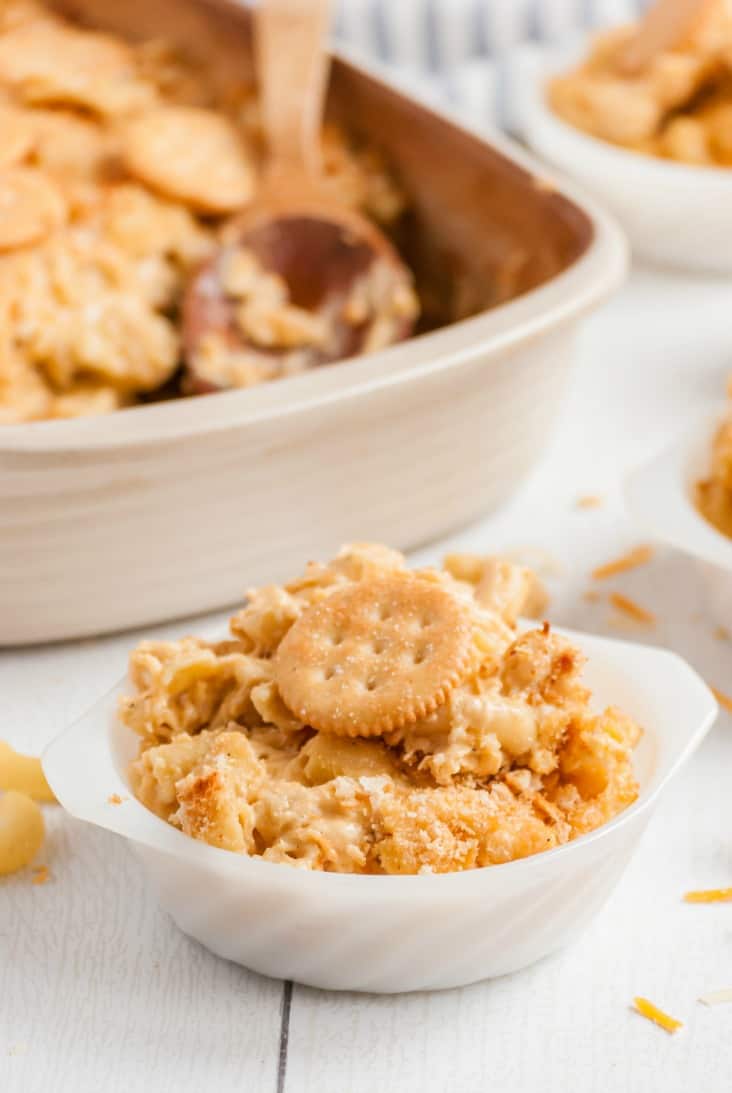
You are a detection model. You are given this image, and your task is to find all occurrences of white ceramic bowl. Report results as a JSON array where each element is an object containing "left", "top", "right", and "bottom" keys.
[
  {"left": 625, "top": 407, "right": 732, "bottom": 625},
  {"left": 514, "top": 39, "right": 732, "bottom": 273},
  {"left": 42, "top": 625, "right": 715, "bottom": 994}
]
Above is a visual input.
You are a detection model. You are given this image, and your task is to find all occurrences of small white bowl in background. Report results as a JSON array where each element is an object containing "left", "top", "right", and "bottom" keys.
[
  {"left": 512, "top": 39, "right": 732, "bottom": 274},
  {"left": 625, "top": 408, "right": 732, "bottom": 627},
  {"left": 42, "top": 626, "right": 715, "bottom": 994}
]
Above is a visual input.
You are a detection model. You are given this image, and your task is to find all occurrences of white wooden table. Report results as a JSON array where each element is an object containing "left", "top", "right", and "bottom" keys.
[{"left": 3, "top": 266, "right": 732, "bottom": 1092}]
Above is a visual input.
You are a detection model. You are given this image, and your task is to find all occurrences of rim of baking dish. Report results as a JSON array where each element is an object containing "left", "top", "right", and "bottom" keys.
[
  {"left": 515, "top": 36, "right": 732, "bottom": 189},
  {"left": 625, "top": 405, "right": 732, "bottom": 572},
  {"left": 42, "top": 625, "right": 716, "bottom": 891},
  {"left": 0, "top": 49, "right": 627, "bottom": 454}
]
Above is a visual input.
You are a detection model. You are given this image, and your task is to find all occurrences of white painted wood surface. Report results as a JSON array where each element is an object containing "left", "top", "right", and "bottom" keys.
[{"left": 3, "top": 265, "right": 732, "bottom": 1092}]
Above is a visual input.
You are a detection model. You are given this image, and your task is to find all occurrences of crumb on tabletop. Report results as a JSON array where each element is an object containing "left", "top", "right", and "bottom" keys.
[
  {"left": 684, "top": 886, "right": 732, "bottom": 903},
  {"left": 583, "top": 589, "right": 601, "bottom": 604},
  {"left": 632, "top": 997, "right": 683, "bottom": 1035},
  {"left": 31, "top": 864, "right": 49, "bottom": 885},
  {"left": 710, "top": 686, "right": 732, "bottom": 714},
  {"left": 576, "top": 494, "right": 603, "bottom": 509},
  {"left": 609, "top": 592, "right": 656, "bottom": 625},
  {"left": 713, "top": 626, "right": 731, "bottom": 642},
  {"left": 107, "top": 793, "right": 126, "bottom": 805},
  {"left": 592, "top": 544, "right": 654, "bottom": 580}
]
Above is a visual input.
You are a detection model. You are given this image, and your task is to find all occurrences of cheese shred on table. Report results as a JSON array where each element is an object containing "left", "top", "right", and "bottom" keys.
[
  {"left": 592, "top": 545, "right": 654, "bottom": 580},
  {"left": 684, "top": 887, "right": 732, "bottom": 903},
  {"left": 633, "top": 997, "right": 683, "bottom": 1034},
  {"left": 609, "top": 593, "right": 656, "bottom": 625}
]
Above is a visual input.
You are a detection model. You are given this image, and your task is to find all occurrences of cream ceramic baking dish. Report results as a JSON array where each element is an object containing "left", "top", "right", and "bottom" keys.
[
  {"left": 0, "top": 0, "right": 627, "bottom": 645},
  {"left": 42, "top": 623, "right": 716, "bottom": 993}
]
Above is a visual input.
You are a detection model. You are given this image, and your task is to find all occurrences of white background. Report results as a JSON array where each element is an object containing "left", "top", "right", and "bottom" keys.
[{"left": 3, "top": 265, "right": 732, "bottom": 1092}]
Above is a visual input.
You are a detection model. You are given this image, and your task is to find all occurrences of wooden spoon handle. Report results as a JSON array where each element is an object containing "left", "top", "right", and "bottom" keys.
[
  {"left": 616, "top": 0, "right": 712, "bottom": 74},
  {"left": 255, "top": 0, "right": 332, "bottom": 181}
]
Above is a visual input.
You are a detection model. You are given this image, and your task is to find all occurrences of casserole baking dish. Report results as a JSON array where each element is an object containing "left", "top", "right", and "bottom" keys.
[
  {"left": 0, "top": 0, "right": 627, "bottom": 645},
  {"left": 514, "top": 38, "right": 732, "bottom": 273},
  {"left": 42, "top": 623, "right": 716, "bottom": 993}
]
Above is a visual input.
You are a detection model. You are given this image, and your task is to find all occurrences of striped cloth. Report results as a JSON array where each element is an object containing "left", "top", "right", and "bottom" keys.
[{"left": 334, "top": 0, "right": 650, "bottom": 72}]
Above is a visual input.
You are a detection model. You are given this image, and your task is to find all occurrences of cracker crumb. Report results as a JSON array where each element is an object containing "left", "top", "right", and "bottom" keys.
[
  {"left": 576, "top": 494, "right": 603, "bottom": 509},
  {"left": 711, "top": 686, "right": 732, "bottom": 714},
  {"left": 609, "top": 592, "right": 656, "bottom": 625},
  {"left": 108, "top": 793, "right": 126, "bottom": 805},
  {"left": 684, "top": 887, "right": 732, "bottom": 903},
  {"left": 632, "top": 997, "right": 683, "bottom": 1034},
  {"left": 583, "top": 589, "right": 602, "bottom": 604},
  {"left": 713, "top": 626, "right": 730, "bottom": 642},
  {"left": 31, "top": 865, "right": 49, "bottom": 885},
  {"left": 592, "top": 544, "right": 654, "bottom": 580}
]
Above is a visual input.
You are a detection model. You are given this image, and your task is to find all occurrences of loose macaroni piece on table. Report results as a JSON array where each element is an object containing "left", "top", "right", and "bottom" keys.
[
  {"left": 123, "top": 543, "right": 642, "bottom": 875},
  {"left": 0, "top": 739, "right": 55, "bottom": 801},
  {"left": 0, "top": 790, "right": 44, "bottom": 875}
]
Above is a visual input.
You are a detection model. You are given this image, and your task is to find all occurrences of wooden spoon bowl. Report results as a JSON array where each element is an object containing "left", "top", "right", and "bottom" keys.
[{"left": 182, "top": 0, "right": 417, "bottom": 394}]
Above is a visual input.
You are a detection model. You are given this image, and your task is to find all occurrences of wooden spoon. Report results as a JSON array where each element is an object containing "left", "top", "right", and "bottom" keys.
[
  {"left": 615, "top": 0, "right": 713, "bottom": 75},
  {"left": 183, "top": 0, "right": 417, "bottom": 393}
]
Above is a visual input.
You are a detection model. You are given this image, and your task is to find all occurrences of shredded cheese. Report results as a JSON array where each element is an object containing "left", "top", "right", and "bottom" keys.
[
  {"left": 633, "top": 997, "right": 683, "bottom": 1034},
  {"left": 592, "top": 544, "right": 654, "bottom": 580},
  {"left": 610, "top": 592, "right": 656, "bottom": 625},
  {"left": 699, "top": 988, "right": 732, "bottom": 1006},
  {"left": 711, "top": 687, "right": 732, "bottom": 714},
  {"left": 684, "top": 887, "right": 732, "bottom": 903}
]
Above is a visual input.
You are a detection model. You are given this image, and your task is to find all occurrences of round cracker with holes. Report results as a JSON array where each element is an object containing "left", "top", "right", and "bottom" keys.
[
  {"left": 0, "top": 19, "right": 151, "bottom": 116},
  {"left": 275, "top": 574, "right": 478, "bottom": 736},
  {"left": 121, "top": 107, "right": 256, "bottom": 214},
  {"left": 0, "top": 167, "right": 66, "bottom": 250}
]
